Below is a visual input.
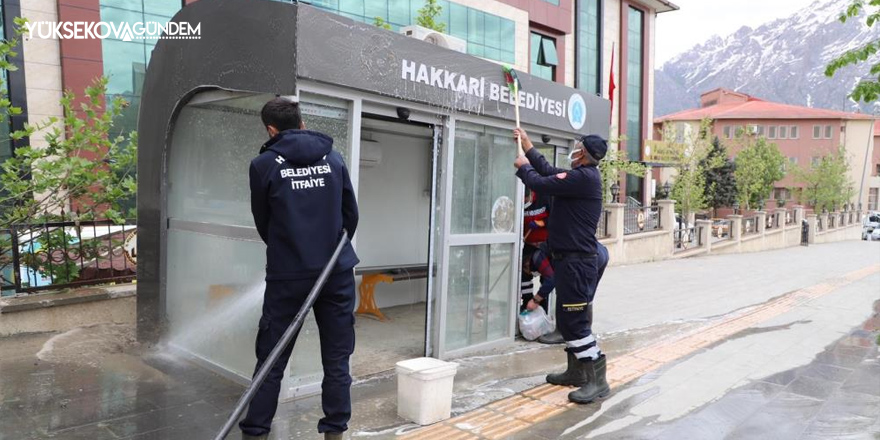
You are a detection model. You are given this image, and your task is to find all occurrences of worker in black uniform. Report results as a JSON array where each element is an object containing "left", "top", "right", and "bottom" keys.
[
  {"left": 514, "top": 128, "right": 611, "bottom": 404},
  {"left": 521, "top": 242, "right": 555, "bottom": 314},
  {"left": 240, "top": 97, "right": 359, "bottom": 440}
]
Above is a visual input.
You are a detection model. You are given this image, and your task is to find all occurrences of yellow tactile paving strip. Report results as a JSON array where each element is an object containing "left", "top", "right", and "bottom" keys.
[{"left": 400, "top": 264, "right": 880, "bottom": 439}]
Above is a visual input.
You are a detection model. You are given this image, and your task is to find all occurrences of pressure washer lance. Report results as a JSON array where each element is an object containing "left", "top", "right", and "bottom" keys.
[{"left": 214, "top": 230, "right": 350, "bottom": 440}]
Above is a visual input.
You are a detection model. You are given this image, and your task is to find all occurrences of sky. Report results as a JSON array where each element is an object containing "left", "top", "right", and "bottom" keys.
[{"left": 655, "top": 0, "right": 817, "bottom": 66}]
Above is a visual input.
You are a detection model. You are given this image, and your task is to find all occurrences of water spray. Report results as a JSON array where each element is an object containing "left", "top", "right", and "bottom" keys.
[{"left": 214, "top": 230, "right": 350, "bottom": 440}]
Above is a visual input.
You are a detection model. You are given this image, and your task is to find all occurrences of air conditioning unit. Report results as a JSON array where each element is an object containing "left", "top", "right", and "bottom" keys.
[
  {"left": 359, "top": 141, "right": 383, "bottom": 168},
  {"left": 400, "top": 25, "right": 466, "bottom": 53}
]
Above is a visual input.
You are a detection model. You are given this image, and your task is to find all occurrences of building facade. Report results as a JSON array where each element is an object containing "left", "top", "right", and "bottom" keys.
[
  {"left": 654, "top": 88, "right": 877, "bottom": 212},
  {"left": 9, "top": 0, "right": 676, "bottom": 206}
]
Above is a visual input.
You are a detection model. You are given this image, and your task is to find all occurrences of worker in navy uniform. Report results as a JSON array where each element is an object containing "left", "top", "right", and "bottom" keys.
[
  {"left": 520, "top": 242, "right": 567, "bottom": 345},
  {"left": 523, "top": 188, "right": 551, "bottom": 246},
  {"left": 521, "top": 189, "right": 565, "bottom": 344},
  {"left": 513, "top": 128, "right": 611, "bottom": 404},
  {"left": 241, "top": 97, "right": 359, "bottom": 440},
  {"left": 520, "top": 242, "right": 555, "bottom": 315}
]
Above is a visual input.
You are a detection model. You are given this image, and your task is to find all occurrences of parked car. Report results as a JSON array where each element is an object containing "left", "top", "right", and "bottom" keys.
[
  {"left": 871, "top": 228, "right": 880, "bottom": 241},
  {"left": 862, "top": 213, "right": 880, "bottom": 240},
  {"left": 674, "top": 214, "right": 695, "bottom": 231}
]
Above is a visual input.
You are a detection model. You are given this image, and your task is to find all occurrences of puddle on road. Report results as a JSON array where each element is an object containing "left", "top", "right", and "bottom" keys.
[
  {"left": 562, "top": 300, "right": 880, "bottom": 439},
  {"left": 33, "top": 323, "right": 171, "bottom": 384}
]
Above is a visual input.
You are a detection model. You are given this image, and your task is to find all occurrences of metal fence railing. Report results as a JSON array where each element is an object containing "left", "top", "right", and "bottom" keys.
[
  {"left": 829, "top": 215, "right": 836, "bottom": 229},
  {"left": 840, "top": 212, "right": 846, "bottom": 226},
  {"left": 597, "top": 210, "right": 610, "bottom": 239},
  {"left": 674, "top": 226, "right": 697, "bottom": 252},
  {"left": 0, "top": 228, "right": 13, "bottom": 293},
  {"left": 742, "top": 215, "right": 759, "bottom": 236},
  {"left": 4, "top": 218, "right": 137, "bottom": 294},
  {"left": 818, "top": 216, "right": 824, "bottom": 231},
  {"left": 624, "top": 205, "right": 661, "bottom": 236},
  {"left": 785, "top": 211, "right": 796, "bottom": 226}
]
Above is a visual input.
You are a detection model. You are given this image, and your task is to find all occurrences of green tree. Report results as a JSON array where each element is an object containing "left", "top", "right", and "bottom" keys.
[
  {"left": 701, "top": 137, "right": 738, "bottom": 217},
  {"left": 416, "top": 0, "right": 446, "bottom": 33},
  {"left": 733, "top": 137, "right": 785, "bottom": 211},
  {"left": 598, "top": 135, "right": 647, "bottom": 204},
  {"left": 373, "top": 16, "right": 392, "bottom": 30},
  {"left": 0, "top": 19, "right": 137, "bottom": 289},
  {"left": 670, "top": 165, "right": 707, "bottom": 219},
  {"left": 658, "top": 119, "right": 715, "bottom": 219},
  {"left": 792, "top": 147, "right": 856, "bottom": 212},
  {"left": 825, "top": 0, "right": 880, "bottom": 104},
  {"left": 1, "top": 78, "right": 138, "bottom": 223}
]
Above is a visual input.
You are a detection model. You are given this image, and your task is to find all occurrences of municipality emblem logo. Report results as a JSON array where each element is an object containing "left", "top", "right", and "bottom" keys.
[{"left": 567, "top": 93, "right": 586, "bottom": 130}]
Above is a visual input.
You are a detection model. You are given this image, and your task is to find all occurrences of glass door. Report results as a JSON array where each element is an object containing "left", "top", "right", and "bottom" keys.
[
  {"left": 425, "top": 123, "right": 443, "bottom": 357},
  {"left": 436, "top": 119, "right": 522, "bottom": 358}
]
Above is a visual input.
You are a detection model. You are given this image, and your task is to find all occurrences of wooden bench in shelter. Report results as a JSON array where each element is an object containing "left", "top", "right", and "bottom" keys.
[{"left": 354, "top": 264, "right": 430, "bottom": 321}]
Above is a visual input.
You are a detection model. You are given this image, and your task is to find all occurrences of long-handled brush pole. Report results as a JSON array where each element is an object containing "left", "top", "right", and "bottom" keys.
[
  {"left": 514, "top": 81, "right": 523, "bottom": 156},
  {"left": 503, "top": 64, "right": 524, "bottom": 156}
]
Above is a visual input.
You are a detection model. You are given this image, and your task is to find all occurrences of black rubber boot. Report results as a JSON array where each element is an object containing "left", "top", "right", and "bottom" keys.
[
  {"left": 568, "top": 354, "right": 610, "bottom": 404},
  {"left": 546, "top": 351, "right": 589, "bottom": 386},
  {"left": 242, "top": 434, "right": 268, "bottom": 440},
  {"left": 538, "top": 329, "right": 565, "bottom": 345},
  {"left": 324, "top": 432, "right": 343, "bottom": 440}
]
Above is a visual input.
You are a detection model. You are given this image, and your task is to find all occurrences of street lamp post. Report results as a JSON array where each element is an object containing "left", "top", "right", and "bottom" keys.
[
  {"left": 611, "top": 183, "right": 620, "bottom": 203},
  {"left": 733, "top": 201, "right": 740, "bottom": 215}
]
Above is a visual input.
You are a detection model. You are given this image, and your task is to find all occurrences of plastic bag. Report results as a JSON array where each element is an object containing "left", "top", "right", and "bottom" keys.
[{"left": 518, "top": 307, "right": 554, "bottom": 341}]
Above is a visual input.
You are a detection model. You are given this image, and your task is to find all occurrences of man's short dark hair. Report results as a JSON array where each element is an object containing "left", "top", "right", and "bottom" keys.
[{"left": 261, "top": 97, "right": 302, "bottom": 132}]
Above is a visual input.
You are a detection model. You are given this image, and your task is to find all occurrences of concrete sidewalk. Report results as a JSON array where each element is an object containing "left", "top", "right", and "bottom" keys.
[
  {"left": 0, "top": 240, "right": 877, "bottom": 440},
  {"left": 403, "top": 254, "right": 880, "bottom": 439}
]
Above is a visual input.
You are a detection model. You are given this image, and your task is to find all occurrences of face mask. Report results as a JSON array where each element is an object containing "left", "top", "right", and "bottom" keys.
[{"left": 568, "top": 148, "right": 584, "bottom": 163}]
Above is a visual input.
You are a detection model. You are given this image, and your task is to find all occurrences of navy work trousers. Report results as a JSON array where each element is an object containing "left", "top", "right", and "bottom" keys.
[
  {"left": 239, "top": 270, "right": 356, "bottom": 436},
  {"left": 554, "top": 244, "right": 609, "bottom": 355}
]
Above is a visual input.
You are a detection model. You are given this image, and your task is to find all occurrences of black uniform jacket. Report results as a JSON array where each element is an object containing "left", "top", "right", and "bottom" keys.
[
  {"left": 515, "top": 148, "right": 602, "bottom": 255},
  {"left": 250, "top": 129, "right": 359, "bottom": 280}
]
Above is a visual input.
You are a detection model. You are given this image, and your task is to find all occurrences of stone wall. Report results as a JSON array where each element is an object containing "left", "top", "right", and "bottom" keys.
[
  {"left": 603, "top": 203, "right": 865, "bottom": 266},
  {"left": 0, "top": 285, "right": 135, "bottom": 336}
]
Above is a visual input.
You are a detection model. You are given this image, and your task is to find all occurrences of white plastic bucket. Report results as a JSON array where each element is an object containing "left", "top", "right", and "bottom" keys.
[{"left": 395, "top": 357, "right": 459, "bottom": 425}]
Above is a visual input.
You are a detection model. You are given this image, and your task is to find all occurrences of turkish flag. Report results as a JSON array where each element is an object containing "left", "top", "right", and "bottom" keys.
[{"left": 609, "top": 43, "right": 616, "bottom": 124}]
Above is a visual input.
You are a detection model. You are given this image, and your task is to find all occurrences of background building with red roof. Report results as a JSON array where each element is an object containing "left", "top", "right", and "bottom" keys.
[{"left": 653, "top": 88, "right": 877, "bottom": 213}]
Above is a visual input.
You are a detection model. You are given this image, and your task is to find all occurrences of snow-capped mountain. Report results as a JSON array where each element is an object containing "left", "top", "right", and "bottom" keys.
[{"left": 655, "top": 0, "right": 880, "bottom": 117}]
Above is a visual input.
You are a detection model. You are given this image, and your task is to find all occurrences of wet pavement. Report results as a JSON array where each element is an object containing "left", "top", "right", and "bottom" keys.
[
  {"left": 506, "top": 304, "right": 880, "bottom": 440},
  {"left": 0, "top": 240, "right": 878, "bottom": 439}
]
